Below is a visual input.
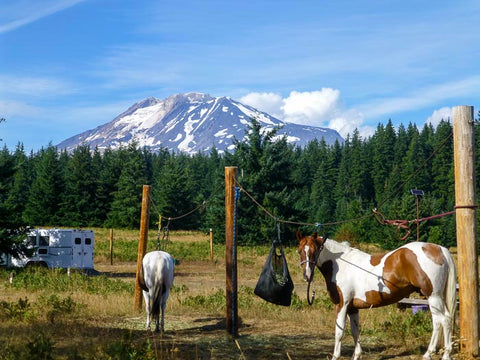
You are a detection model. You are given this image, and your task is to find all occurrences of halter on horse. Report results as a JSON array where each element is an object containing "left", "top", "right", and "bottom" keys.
[
  {"left": 138, "top": 250, "right": 175, "bottom": 332},
  {"left": 297, "top": 230, "right": 457, "bottom": 360}
]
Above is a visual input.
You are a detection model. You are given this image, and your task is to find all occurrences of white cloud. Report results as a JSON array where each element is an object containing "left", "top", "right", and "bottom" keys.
[
  {"left": 240, "top": 89, "right": 368, "bottom": 138},
  {"left": 0, "top": 0, "right": 86, "bottom": 34},
  {"left": 281, "top": 89, "right": 341, "bottom": 126},
  {"left": 239, "top": 92, "right": 283, "bottom": 119},
  {"left": 426, "top": 107, "right": 452, "bottom": 127}
]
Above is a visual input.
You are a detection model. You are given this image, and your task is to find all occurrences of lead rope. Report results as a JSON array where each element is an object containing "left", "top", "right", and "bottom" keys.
[
  {"left": 306, "top": 223, "right": 323, "bottom": 306},
  {"left": 307, "top": 281, "right": 316, "bottom": 306}
]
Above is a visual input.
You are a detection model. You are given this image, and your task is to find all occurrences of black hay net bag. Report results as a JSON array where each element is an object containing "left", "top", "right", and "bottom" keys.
[{"left": 254, "top": 241, "right": 294, "bottom": 306}]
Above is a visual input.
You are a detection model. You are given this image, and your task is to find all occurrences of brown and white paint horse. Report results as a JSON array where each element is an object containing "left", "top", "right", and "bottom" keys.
[{"left": 297, "top": 231, "right": 457, "bottom": 360}]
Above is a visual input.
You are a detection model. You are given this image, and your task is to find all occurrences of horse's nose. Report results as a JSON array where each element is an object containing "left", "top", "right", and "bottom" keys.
[
  {"left": 303, "top": 272, "right": 309, "bottom": 282},
  {"left": 303, "top": 266, "right": 313, "bottom": 282}
]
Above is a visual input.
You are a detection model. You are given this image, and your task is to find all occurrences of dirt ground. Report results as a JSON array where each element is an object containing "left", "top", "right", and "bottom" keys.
[{"left": 94, "top": 256, "right": 462, "bottom": 360}]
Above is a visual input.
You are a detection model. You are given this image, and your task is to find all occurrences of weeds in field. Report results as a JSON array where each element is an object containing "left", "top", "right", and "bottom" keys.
[
  {"left": 27, "top": 332, "right": 55, "bottom": 360},
  {"left": 0, "top": 297, "right": 33, "bottom": 321},
  {"left": 2, "top": 267, "right": 133, "bottom": 295},
  {"left": 380, "top": 308, "right": 432, "bottom": 342},
  {"left": 1, "top": 332, "right": 56, "bottom": 360},
  {"left": 40, "top": 294, "right": 78, "bottom": 324},
  {"left": 106, "top": 331, "right": 156, "bottom": 360}
]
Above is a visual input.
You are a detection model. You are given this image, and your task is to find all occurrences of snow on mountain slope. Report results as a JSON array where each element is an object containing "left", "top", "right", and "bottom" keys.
[{"left": 57, "top": 92, "right": 344, "bottom": 154}]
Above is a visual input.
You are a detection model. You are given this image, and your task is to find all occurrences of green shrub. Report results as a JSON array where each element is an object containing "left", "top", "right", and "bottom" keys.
[
  {"left": 0, "top": 297, "right": 34, "bottom": 321},
  {"left": 27, "top": 333, "right": 55, "bottom": 360}
]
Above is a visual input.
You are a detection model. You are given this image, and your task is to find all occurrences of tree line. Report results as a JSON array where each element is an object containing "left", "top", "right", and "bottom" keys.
[{"left": 1, "top": 116, "right": 479, "bottom": 256}]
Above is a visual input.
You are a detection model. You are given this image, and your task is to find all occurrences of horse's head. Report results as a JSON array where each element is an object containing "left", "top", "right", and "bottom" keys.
[{"left": 296, "top": 230, "right": 326, "bottom": 282}]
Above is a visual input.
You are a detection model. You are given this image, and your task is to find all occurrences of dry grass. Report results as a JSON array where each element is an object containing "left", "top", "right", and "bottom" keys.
[{"left": 0, "top": 230, "right": 464, "bottom": 359}]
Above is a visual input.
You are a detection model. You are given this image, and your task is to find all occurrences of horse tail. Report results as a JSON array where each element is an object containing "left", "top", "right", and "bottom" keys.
[
  {"left": 138, "top": 263, "right": 149, "bottom": 292},
  {"left": 443, "top": 247, "right": 457, "bottom": 328},
  {"left": 151, "top": 264, "right": 164, "bottom": 322}
]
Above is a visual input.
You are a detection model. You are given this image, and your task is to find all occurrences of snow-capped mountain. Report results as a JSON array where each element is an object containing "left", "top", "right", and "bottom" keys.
[{"left": 57, "top": 92, "right": 344, "bottom": 154}]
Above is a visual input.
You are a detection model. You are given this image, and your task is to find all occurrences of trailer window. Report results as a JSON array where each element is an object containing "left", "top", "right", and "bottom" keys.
[
  {"left": 27, "top": 236, "right": 36, "bottom": 246},
  {"left": 85, "top": 238, "right": 92, "bottom": 245},
  {"left": 39, "top": 236, "right": 49, "bottom": 246},
  {"left": 75, "top": 238, "right": 81, "bottom": 245}
]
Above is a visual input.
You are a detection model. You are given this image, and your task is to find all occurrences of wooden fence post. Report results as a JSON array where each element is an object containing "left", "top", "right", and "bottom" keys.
[
  {"left": 210, "top": 228, "right": 214, "bottom": 262},
  {"left": 225, "top": 166, "right": 238, "bottom": 336},
  {"left": 134, "top": 185, "right": 152, "bottom": 311},
  {"left": 453, "top": 105, "right": 479, "bottom": 357},
  {"left": 109, "top": 229, "right": 114, "bottom": 266}
]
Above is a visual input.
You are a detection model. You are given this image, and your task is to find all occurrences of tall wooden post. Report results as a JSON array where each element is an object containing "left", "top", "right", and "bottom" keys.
[
  {"left": 109, "top": 229, "right": 114, "bottom": 266},
  {"left": 225, "top": 166, "right": 238, "bottom": 336},
  {"left": 210, "top": 228, "right": 214, "bottom": 262},
  {"left": 134, "top": 185, "right": 152, "bottom": 311},
  {"left": 453, "top": 105, "right": 479, "bottom": 357}
]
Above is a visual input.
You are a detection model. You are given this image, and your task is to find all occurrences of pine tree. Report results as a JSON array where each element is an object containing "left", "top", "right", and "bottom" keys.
[
  {"left": 106, "top": 142, "right": 149, "bottom": 228},
  {"left": 61, "top": 145, "right": 98, "bottom": 227},
  {"left": 229, "top": 118, "right": 299, "bottom": 244},
  {"left": 0, "top": 139, "right": 31, "bottom": 262},
  {"left": 23, "top": 145, "right": 64, "bottom": 226},
  {"left": 371, "top": 120, "right": 396, "bottom": 205},
  {"left": 95, "top": 147, "right": 123, "bottom": 226},
  {"left": 310, "top": 140, "right": 340, "bottom": 225},
  {"left": 5, "top": 144, "right": 32, "bottom": 225},
  {"left": 153, "top": 155, "right": 199, "bottom": 230}
]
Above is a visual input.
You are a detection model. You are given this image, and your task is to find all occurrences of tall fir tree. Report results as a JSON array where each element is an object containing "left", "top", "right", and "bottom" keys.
[
  {"left": 60, "top": 145, "right": 98, "bottom": 227},
  {"left": 23, "top": 145, "right": 64, "bottom": 226},
  {"left": 106, "top": 142, "right": 149, "bottom": 228}
]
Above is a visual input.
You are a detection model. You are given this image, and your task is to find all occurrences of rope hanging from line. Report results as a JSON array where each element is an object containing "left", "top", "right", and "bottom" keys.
[
  {"left": 372, "top": 208, "right": 458, "bottom": 241},
  {"left": 155, "top": 215, "right": 171, "bottom": 251}
]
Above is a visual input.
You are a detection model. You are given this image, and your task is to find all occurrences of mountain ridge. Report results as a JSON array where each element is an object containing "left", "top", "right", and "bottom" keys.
[{"left": 57, "top": 92, "right": 344, "bottom": 154}]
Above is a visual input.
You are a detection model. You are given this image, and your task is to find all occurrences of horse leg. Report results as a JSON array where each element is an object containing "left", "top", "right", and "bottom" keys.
[
  {"left": 441, "top": 311, "right": 453, "bottom": 360},
  {"left": 436, "top": 296, "right": 453, "bottom": 360},
  {"left": 142, "top": 290, "right": 151, "bottom": 330},
  {"left": 332, "top": 305, "right": 348, "bottom": 360},
  {"left": 348, "top": 310, "right": 362, "bottom": 360},
  {"left": 160, "top": 288, "right": 170, "bottom": 332},
  {"left": 424, "top": 295, "right": 447, "bottom": 360}
]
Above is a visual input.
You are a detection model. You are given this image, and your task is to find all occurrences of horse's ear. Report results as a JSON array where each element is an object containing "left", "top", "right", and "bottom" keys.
[
  {"left": 296, "top": 230, "right": 303, "bottom": 241},
  {"left": 313, "top": 233, "right": 325, "bottom": 246}
]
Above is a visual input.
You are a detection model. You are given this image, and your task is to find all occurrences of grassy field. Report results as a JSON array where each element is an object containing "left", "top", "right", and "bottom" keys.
[{"left": 0, "top": 229, "right": 462, "bottom": 359}]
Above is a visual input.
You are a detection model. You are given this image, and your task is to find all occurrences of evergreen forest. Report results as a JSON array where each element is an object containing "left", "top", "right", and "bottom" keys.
[{"left": 1, "top": 117, "right": 480, "bottom": 253}]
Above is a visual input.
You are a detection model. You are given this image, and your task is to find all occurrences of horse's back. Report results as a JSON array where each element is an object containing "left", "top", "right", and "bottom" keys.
[{"left": 143, "top": 251, "right": 175, "bottom": 289}]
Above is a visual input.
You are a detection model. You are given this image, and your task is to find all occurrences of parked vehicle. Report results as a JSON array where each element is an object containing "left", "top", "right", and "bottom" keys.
[{"left": 5, "top": 228, "right": 95, "bottom": 269}]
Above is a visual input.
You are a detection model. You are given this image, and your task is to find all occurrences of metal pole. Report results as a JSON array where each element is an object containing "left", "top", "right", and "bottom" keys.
[
  {"left": 416, "top": 196, "right": 420, "bottom": 242},
  {"left": 453, "top": 105, "right": 479, "bottom": 357}
]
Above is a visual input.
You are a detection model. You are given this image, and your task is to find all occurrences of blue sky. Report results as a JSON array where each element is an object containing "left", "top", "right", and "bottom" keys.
[{"left": 1, "top": 0, "right": 479, "bottom": 152}]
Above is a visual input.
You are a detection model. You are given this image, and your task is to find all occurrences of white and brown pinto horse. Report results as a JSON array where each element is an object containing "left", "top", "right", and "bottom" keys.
[
  {"left": 297, "top": 231, "right": 457, "bottom": 360},
  {"left": 138, "top": 250, "right": 175, "bottom": 332}
]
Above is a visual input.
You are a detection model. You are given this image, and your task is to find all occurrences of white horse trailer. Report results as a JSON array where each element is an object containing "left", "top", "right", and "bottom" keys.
[{"left": 11, "top": 229, "right": 95, "bottom": 269}]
